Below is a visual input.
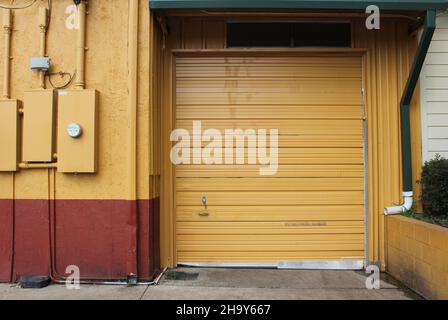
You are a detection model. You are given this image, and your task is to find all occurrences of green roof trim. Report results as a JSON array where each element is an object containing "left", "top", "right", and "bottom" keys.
[{"left": 149, "top": 0, "right": 448, "bottom": 10}]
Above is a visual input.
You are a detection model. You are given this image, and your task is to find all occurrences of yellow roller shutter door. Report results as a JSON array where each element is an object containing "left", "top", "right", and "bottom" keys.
[{"left": 175, "top": 56, "right": 365, "bottom": 267}]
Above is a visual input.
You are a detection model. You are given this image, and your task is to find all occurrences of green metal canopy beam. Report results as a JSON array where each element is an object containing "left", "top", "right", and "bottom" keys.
[
  {"left": 149, "top": 0, "right": 448, "bottom": 10},
  {"left": 401, "top": 10, "right": 436, "bottom": 192}
]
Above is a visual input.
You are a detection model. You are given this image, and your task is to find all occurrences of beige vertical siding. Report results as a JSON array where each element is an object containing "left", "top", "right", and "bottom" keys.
[{"left": 421, "top": 14, "right": 448, "bottom": 162}]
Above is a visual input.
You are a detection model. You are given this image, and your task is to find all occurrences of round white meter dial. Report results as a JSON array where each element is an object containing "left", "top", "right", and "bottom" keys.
[{"left": 67, "top": 123, "right": 83, "bottom": 138}]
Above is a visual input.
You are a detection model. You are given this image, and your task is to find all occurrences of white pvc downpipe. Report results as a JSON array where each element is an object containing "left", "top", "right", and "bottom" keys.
[{"left": 384, "top": 192, "right": 414, "bottom": 215}]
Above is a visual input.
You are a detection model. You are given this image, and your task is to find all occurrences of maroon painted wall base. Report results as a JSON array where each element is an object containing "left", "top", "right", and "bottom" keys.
[
  {"left": 0, "top": 199, "right": 14, "bottom": 282},
  {"left": 0, "top": 198, "right": 160, "bottom": 283}
]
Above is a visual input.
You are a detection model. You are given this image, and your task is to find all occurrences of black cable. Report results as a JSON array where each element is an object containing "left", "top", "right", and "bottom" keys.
[
  {"left": 46, "top": 0, "right": 52, "bottom": 31},
  {"left": 47, "top": 71, "right": 76, "bottom": 90}
]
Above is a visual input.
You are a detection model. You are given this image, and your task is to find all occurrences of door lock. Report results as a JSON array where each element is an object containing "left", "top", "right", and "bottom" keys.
[
  {"left": 202, "top": 195, "right": 207, "bottom": 209},
  {"left": 199, "top": 195, "right": 209, "bottom": 217}
]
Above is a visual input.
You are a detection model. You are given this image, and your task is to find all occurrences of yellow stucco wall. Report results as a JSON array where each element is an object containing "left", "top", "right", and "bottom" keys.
[
  {"left": 0, "top": 0, "right": 152, "bottom": 201},
  {"left": 387, "top": 215, "right": 448, "bottom": 299}
]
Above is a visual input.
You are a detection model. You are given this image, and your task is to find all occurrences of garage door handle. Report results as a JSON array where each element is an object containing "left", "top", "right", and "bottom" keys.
[{"left": 198, "top": 212, "right": 209, "bottom": 217}]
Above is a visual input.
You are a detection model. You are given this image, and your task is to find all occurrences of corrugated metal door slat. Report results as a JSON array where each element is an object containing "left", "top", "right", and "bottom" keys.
[{"left": 175, "top": 56, "right": 365, "bottom": 265}]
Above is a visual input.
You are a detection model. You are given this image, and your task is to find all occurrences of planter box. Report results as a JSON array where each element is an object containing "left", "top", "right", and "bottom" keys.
[{"left": 387, "top": 215, "right": 448, "bottom": 299}]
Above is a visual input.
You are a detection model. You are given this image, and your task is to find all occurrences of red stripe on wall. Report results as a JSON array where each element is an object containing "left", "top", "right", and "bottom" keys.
[
  {"left": 14, "top": 200, "right": 51, "bottom": 281},
  {"left": 53, "top": 200, "right": 136, "bottom": 281},
  {"left": 137, "top": 199, "right": 161, "bottom": 280},
  {"left": 0, "top": 199, "right": 14, "bottom": 282},
  {"left": 0, "top": 199, "right": 160, "bottom": 283}
]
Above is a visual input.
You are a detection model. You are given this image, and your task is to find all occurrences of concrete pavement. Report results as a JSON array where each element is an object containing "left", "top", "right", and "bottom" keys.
[{"left": 0, "top": 268, "right": 421, "bottom": 300}]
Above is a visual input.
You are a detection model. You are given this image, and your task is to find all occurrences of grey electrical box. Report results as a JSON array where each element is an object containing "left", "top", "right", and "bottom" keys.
[{"left": 30, "top": 57, "right": 51, "bottom": 72}]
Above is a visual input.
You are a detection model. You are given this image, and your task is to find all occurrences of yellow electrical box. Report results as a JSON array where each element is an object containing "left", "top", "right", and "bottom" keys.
[
  {"left": 0, "top": 100, "right": 20, "bottom": 171},
  {"left": 22, "top": 90, "right": 56, "bottom": 162},
  {"left": 57, "top": 90, "right": 99, "bottom": 173}
]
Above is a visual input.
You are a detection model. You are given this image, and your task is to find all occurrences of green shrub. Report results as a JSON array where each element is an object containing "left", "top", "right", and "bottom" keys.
[{"left": 420, "top": 154, "right": 448, "bottom": 218}]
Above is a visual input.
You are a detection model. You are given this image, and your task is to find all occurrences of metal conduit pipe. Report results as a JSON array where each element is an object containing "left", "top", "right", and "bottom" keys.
[
  {"left": 74, "top": 0, "right": 87, "bottom": 89},
  {"left": 38, "top": 7, "right": 48, "bottom": 89},
  {"left": 2, "top": 9, "right": 12, "bottom": 99},
  {"left": 18, "top": 163, "right": 57, "bottom": 169},
  {"left": 385, "top": 10, "right": 436, "bottom": 215},
  {"left": 127, "top": 0, "right": 139, "bottom": 279},
  {"left": 50, "top": 268, "right": 168, "bottom": 286},
  {"left": 2, "top": 9, "right": 14, "bottom": 283}
]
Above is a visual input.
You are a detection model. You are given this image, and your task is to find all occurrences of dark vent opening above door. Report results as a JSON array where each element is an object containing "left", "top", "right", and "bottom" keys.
[{"left": 227, "top": 22, "right": 352, "bottom": 48}]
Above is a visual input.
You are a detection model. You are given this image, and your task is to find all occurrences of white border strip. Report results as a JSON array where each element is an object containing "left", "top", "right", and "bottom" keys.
[{"left": 178, "top": 260, "right": 365, "bottom": 270}]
